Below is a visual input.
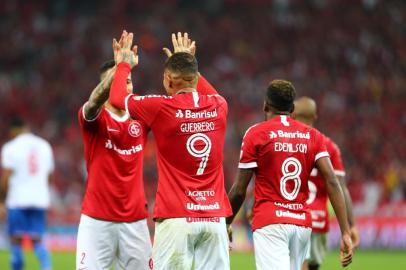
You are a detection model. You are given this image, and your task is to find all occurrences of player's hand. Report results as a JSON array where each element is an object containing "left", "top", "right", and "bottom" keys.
[
  {"left": 226, "top": 224, "right": 233, "bottom": 251},
  {"left": 163, "top": 32, "right": 196, "bottom": 58},
  {"left": 350, "top": 225, "right": 360, "bottom": 248},
  {"left": 340, "top": 233, "right": 353, "bottom": 267},
  {"left": 113, "top": 31, "right": 125, "bottom": 64},
  {"left": 114, "top": 30, "right": 139, "bottom": 68},
  {"left": 226, "top": 224, "right": 233, "bottom": 242}
]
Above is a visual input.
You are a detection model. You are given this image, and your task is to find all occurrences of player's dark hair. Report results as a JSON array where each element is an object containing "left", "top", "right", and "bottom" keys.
[
  {"left": 9, "top": 117, "right": 26, "bottom": 128},
  {"left": 164, "top": 52, "right": 198, "bottom": 78},
  {"left": 266, "top": 80, "right": 296, "bottom": 112},
  {"left": 99, "top": 60, "right": 116, "bottom": 76}
]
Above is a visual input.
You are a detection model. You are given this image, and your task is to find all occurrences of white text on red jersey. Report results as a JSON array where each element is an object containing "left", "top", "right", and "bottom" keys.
[
  {"left": 105, "top": 139, "right": 143, "bottom": 155},
  {"left": 175, "top": 109, "right": 217, "bottom": 119},
  {"left": 269, "top": 130, "right": 310, "bottom": 139}
]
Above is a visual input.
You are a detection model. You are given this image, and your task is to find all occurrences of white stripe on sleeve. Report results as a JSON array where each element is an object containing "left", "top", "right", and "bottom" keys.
[
  {"left": 238, "top": 162, "right": 258, "bottom": 169},
  {"left": 124, "top": 94, "right": 132, "bottom": 116},
  {"left": 315, "top": 151, "right": 329, "bottom": 162},
  {"left": 334, "top": 170, "right": 346, "bottom": 177}
]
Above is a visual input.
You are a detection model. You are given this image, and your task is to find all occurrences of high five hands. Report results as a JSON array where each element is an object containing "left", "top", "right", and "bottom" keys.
[
  {"left": 112, "top": 31, "right": 196, "bottom": 68},
  {"left": 113, "top": 30, "right": 139, "bottom": 68},
  {"left": 163, "top": 32, "right": 196, "bottom": 57}
]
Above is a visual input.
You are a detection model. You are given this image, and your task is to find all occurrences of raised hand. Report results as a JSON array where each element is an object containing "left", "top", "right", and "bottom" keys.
[
  {"left": 114, "top": 30, "right": 139, "bottom": 68},
  {"left": 163, "top": 32, "right": 196, "bottom": 58},
  {"left": 113, "top": 31, "right": 125, "bottom": 64},
  {"left": 340, "top": 233, "right": 353, "bottom": 267}
]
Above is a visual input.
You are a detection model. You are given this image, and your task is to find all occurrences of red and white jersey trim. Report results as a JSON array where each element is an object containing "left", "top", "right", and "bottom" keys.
[
  {"left": 334, "top": 170, "right": 346, "bottom": 177},
  {"left": 192, "top": 91, "right": 200, "bottom": 107},
  {"left": 124, "top": 94, "right": 132, "bottom": 116},
  {"left": 105, "top": 109, "right": 129, "bottom": 122},
  {"left": 238, "top": 162, "right": 258, "bottom": 169},
  {"left": 315, "top": 151, "right": 329, "bottom": 161}
]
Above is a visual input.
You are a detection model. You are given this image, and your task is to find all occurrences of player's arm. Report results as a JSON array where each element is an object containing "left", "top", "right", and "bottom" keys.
[
  {"left": 331, "top": 144, "right": 360, "bottom": 248},
  {"left": 338, "top": 175, "right": 359, "bottom": 248},
  {"left": 109, "top": 32, "right": 138, "bottom": 111},
  {"left": 0, "top": 168, "right": 12, "bottom": 203},
  {"left": 316, "top": 157, "right": 353, "bottom": 267},
  {"left": 83, "top": 66, "right": 116, "bottom": 120},
  {"left": 0, "top": 167, "right": 12, "bottom": 220},
  {"left": 163, "top": 32, "right": 218, "bottom": 95},
  {"left": 226, "top": 168, "right": 254, "bottom": 225}
]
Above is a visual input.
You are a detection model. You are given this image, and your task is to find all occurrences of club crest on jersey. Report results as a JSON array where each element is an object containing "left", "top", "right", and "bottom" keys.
[{"left": 128, "top": 121, "right": 142, "bottom": 137}]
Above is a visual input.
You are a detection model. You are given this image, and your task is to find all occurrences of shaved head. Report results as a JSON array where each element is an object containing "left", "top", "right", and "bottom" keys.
[{"left": 292, "top": 96, "right": 318, "bottom": 126}]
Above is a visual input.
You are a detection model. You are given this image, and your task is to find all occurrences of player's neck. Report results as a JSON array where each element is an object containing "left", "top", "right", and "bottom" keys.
[
  {"left": 266, "top": 112, "right": 290, "bottom": 121},
  {"left": 175, "top": 87, "right": 196, "bottom": 95},
  {"left": 105, "top": 101, "right": 126, "bottom": 117}
]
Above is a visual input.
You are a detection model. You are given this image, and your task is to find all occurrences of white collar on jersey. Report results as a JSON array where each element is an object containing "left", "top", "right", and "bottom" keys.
[{"left": 105, "top": 108, "right": 129, "bottom": 122}]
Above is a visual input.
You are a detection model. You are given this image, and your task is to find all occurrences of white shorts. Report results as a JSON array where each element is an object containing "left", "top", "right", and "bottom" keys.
[
  {"left": 76, "top": 214, "right": 152, "bottom": 270},
  {"left": 253, "top": 224, "right": 311, "bottom": 270},
  {"left": 305, "top": 232, "right": 328, "bottom": 265},
  {"left": 152, "top": 217, "right": 230, "bottom": 270}
]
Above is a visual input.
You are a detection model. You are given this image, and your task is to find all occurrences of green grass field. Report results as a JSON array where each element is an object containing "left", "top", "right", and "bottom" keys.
[{"left": 0, "top": 250, "right": 405, "bottom": 269}]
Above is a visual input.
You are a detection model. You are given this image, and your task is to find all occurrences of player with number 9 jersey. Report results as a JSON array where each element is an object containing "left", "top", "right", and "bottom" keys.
[
  {"left": 110, "top": 49, "right": 232, "bottom": 269},
  {"left": 113, "top": 62, "right": 232, "bottom": 219}
]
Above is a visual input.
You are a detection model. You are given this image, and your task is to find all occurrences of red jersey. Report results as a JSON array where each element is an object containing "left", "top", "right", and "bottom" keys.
[
  {"left": 78, "top": 105, "right": 149, "bottom": 222},
  {"left": 125, "top": 93, "right": 232, "bottom": 219},
  {"left": 306, "top": 135, "right": 345, "bottom": 233},
  {"left": 239, "top": 115, "right": 329, "bottom": 231}
]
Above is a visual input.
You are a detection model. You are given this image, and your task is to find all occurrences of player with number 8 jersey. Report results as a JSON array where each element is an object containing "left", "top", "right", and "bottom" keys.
[
  {"left": 110, "top": 32, "right": 232, "bottom": 269},
  {"left": 239, "top": 115, "right": 327, "bottom": 230},
  {"left": 227, "top": 80, "right": 353, "bottom": 270}
]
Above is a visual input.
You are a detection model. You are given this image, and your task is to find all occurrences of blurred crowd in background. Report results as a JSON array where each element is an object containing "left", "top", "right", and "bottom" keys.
[{"left": 0, "top": 0, "right": 405, "bottom": 226}]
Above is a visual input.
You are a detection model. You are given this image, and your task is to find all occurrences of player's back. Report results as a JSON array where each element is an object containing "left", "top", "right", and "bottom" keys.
[
  {"left": 239, "top": 115, "right": 328, "bottom": 230},
  {"left": 142, "top": 92, "right": 232, "bottom": 219},
  {"left": 1, "top": 133, "right": 54, "bottom": 208}
]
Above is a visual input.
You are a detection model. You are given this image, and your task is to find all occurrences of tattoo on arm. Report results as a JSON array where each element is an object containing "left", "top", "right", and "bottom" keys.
[{"left": 84, "top": 67, "right": 117, "bottom": 120}]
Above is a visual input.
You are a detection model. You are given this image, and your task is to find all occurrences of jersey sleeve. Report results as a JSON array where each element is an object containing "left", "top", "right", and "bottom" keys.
[
  {"left": 125, "top": 95, "right": 165, "bottom": 126},
  {"left": 1, "top": 145, "right": 14, "bottom": 170},
  {"left": 110, "top": 62, "right": 132, "bottom": 111},
  {"left": 329, "top": 142, "right": 346, "bottom": 176},
  {"left": 238, "top": 126, "right": 258, "bottom": 169},
  {"left": 313, "top": 131, "right": 329, "bottom": 162},
  {"left": 197, "top": 74, "right": 218, "bottom": 95},
  {"left": 46, "top": 142, "right": 55, "bottom": 174}
]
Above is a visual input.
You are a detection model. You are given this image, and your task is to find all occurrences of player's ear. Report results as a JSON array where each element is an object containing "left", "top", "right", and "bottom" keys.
[
  {"left": 263, "top": 101, "right": 270, "bottom": 112},
  {"left": 289, "top": 103, "right": 295, "bottom": 113}
]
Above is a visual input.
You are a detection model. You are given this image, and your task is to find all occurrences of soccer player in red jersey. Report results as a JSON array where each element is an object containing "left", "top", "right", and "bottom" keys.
[
  {"left": 292, "top": 97, "right": 359, "bottom": 270},
  {"left": 227, "top": 80, "right": 353, "bottom": 270},
  {"left": 76, "top": 34, "right": 152, "bottom": 269},
  {"left": 110, "top": 32, "right": 232, "bottom": 269}
]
